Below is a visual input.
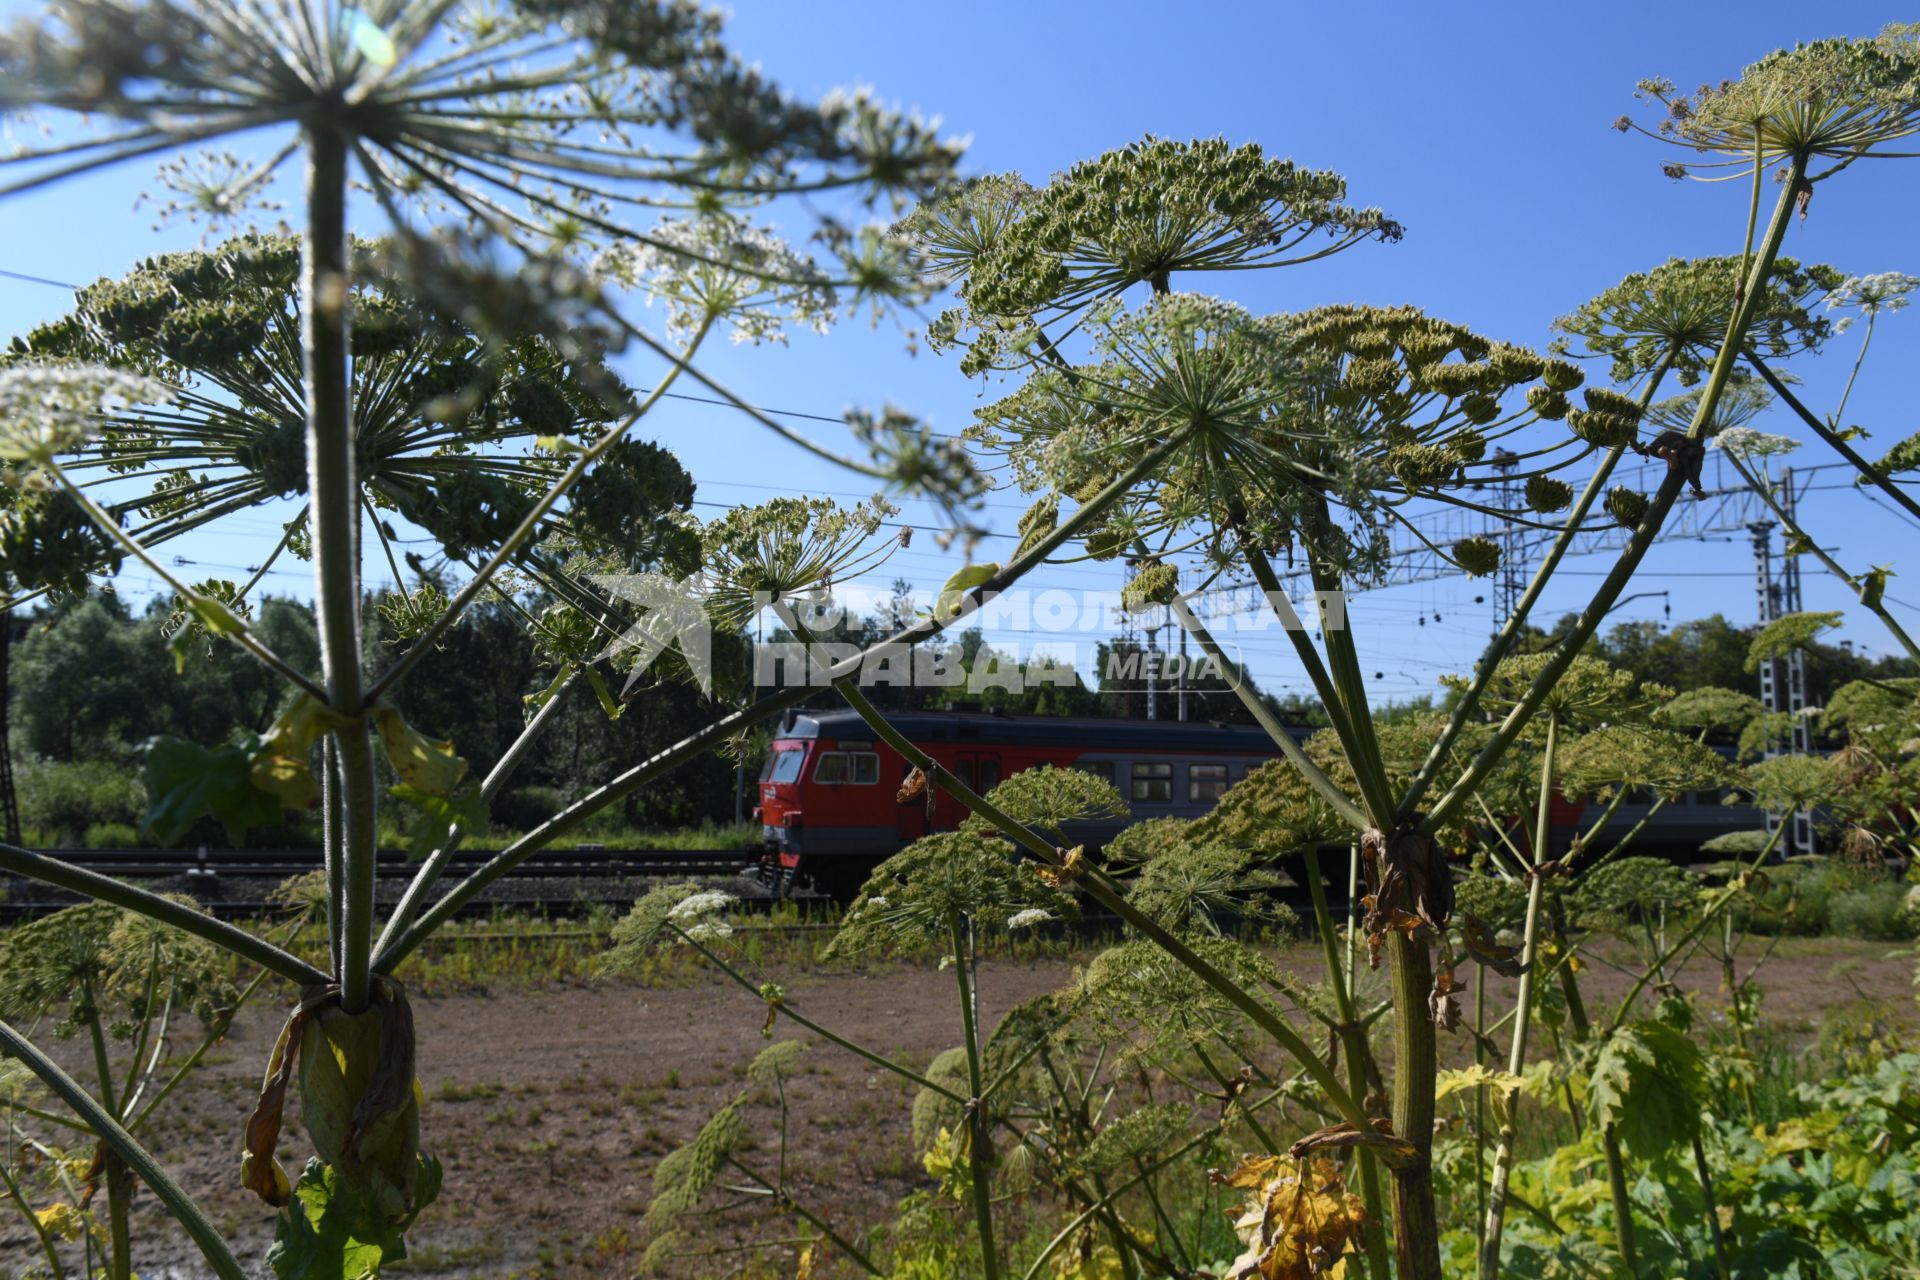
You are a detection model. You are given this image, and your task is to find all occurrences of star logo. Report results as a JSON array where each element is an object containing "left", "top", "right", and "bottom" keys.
[{"left": 589, "top": 571, "right": 714, "bottom": 696}]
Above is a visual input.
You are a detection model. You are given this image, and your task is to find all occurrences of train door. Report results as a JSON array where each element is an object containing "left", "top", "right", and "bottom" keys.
[{"left": 935, "top": 750, "right": 1002, "bottom": 828}]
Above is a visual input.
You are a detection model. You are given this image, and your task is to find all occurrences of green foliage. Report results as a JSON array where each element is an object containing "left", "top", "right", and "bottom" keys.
[
  {"left": 957, "top": 763, "right": 1127, "bottom": 843},
  {"left": 911, "top": 136, "right": 1400, "bottom": 368},
  {"left": 1747, "top": 610, "right": 1845, "bottom": 672},
  {"left": 1656, "top": 684, "right": 1767, "bottom": 736},
  {"left": 1452, "top": 873, "right": 1530, "bottom": 933},
  {"left": 1742, "top": 753, "right": 1840, "bottom": 812},
  {"left": 1193, "top": 758, "right": 1345, "bottom": 855},
  {"left": 1127, "top": 843, "right": 1298, "bottom": 939},
  {"left": 828, "top": 832, "right": 1078, "bottom": 957},
  {"left": 1588, "top": 1019, "right": 1708, "bottom": 1159},
  {"left": 1451, "top": 652, "right": 1658, "bottom": 729},
  {"left": 701, "top": 495, "right": 897, "bottom": 629},
  {"left": 1630, "top": 24, "right": 1920, "bottom": 167},
  {"left": 1828, "top": 883, "right": 1916, "bottom": 941},
  {"left": 141, "top": 734, "right": 284, "bottom": 846},
  {"left": 1552, "top": 256, "right": 1842, "bottom": 385},
  {"left": 1572, "top": 856, "right": 1702, "bottom": 924},
  {"left": 16, "top": 758, "right": 145, "bottom": 840},
  {"left": 0, "top": 900, "right": 228, "bottom": 1034},
  {"left": 268, "top": 1155, "right": 442, "bottom": 1280},
  {"left": 1554, "top": 724, "right": 1732, "bottom": 801}
]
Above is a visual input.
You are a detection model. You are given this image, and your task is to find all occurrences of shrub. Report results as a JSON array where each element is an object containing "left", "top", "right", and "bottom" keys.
[
  {"left": 81, "top": 822, "right": 141, "bottom": 849},
  {"left": 491, "top": 785, "right": 569, "bottom": 834},
  {"left": 1829, "top": 883, "right": 1916, "bottom": 941},
  {"left": 16, "top": 759, "right": 145, "bottom": 843}
]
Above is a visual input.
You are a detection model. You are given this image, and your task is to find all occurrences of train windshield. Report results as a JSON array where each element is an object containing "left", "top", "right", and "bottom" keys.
[{"left": 765, "top": 747, "right": 805, "bottom": 784}]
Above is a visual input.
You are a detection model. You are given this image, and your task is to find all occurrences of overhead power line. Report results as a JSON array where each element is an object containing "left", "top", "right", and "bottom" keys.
[{"left": 0, "top": 266, "right": 81, "bottom": 290}]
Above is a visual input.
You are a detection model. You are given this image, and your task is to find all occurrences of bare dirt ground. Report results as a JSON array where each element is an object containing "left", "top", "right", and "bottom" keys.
[{"left": 4, "top": 938, "right": 1913, "bottom": 1279}]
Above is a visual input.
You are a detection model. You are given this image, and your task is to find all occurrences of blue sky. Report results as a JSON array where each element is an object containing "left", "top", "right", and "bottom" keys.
[{"left": 2, "top": 1, "right": 1915, "bottom": 706}]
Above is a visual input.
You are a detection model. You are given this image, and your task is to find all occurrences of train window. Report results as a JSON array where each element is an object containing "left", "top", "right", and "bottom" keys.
[
  {"left": 767, "top": 750, "right": 804, "bottom": 784},
  {"left": 954, "top": 759, "right": 974, "bottom": 791},
  {"left": 979, "top": 760, "right": 1000, "bottom": 790},
  {"left": 1189, "top": 764, "right": 1228, "bottom": 803},
  {"left": 1074, "top": 760, "right": 1116, "bottom": 785},
  {"left": 1131, "top": 762, "right": 1173, "bottom": 804},
  {"left": 814, "top": 752, "right": 879, "bottom": 784}
]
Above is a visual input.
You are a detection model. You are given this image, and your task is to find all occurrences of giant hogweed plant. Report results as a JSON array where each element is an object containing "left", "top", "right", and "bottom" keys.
[
  {"left": 0, "top": 0, "right": 966, "bottom": 1274},
  {"left": 765, "top": 27, "right": 1916, "bottom": 1280},
  {"left": 605, "top": 769, "right": 1356, "bottom": 1278},
  {"left": 0, "top": 12, "right": 1910, "bottom": 1280}
]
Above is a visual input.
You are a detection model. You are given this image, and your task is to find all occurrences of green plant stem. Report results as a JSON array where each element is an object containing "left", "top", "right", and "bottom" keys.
[
  {"left": 1239, "top": 545, "right": 1366, "bottom": 765},
  {"left": 301, "top": 121, "right": 377, "bottom": 1012},
  {"left": 1397, "top": 355, "right": 1676, "bottom": 822},
  {"left": 0, "top": 844, "right": 325, "bottom": 985},
  {"left": 1717, "top": 914, "right": 1759, "bottom": 1125},
  {"left": 1551, "top": 908, "right": 1638, "bottom": 1276},
  {"left": 950, "top": 912, "right": 1001, "bottom": 1280},
  {"left": 722, "top": 1157, "right": 882, "bottom": 1276},
  {"left": 81, "top": 978, "right": 131, "bottom": 1280},
  {"left": 1019, "top": 1076, "right": 1301, "bottom": 1280},
  {"left": 0, "top": 1019, "right": 247, "bottom": 1280},
  {"left": 323, "top": 734, "right": 343, "bottom": 975},
  {"left": 1428, "top": 154, "right": 1809, "bottom": 833},
  {"left": 1746, "top": 352, "right": 1920, "bottom": 525},
  {"left": 1480, "top": 712, "right": 1558, "bottom": 1280},
  {"left": 374, "top": 669, "right": 582, "bottom": 959},
  {"left": 1303, "top": 845, "right": 1391, "bottom": 1280},
  {"left": 120, "top": 944, "right": 163, "bottom": 1113},
  {"left": 0, "top": 1153, "right": 67, "bottom": 1280},
  {"left": 1347, "top": 843, "right": 1362, "bottom": 994},
  {"left": 1606, "top": 823, "right": 1788, "bottom": 1035},
  {"left": 1474, "top": 962, "right": 1487, "bottom": 1259},
  {"left": 133, "top": 976, "right": 270, "bottom": 1133},
  {"left": 1691, "top": 1131, "right": 1732, "bottom": 1280},
  {"left": 1301, "top": 546, "right": 1445, "bottom": 1279},
  {"left": 1600, "top": 1125, "right": 1638, "bottom": 1273},
  {"left": 105, "top": 1152, "right": 132, "bottom": 1280},
  {"left": 1309, "top": 552, "right": 1395, "bottom": 828},
  {"left": 377, "top": 430, "right": 1190, "bottom": 971}
]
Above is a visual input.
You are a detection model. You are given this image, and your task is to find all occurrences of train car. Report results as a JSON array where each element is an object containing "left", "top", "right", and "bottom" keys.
[
  {"left": 753, "top": 708, "right": 1308, "bottom": 891},
  {"left": 752, "top": 708, "right": 1772, "bottom": 894}
]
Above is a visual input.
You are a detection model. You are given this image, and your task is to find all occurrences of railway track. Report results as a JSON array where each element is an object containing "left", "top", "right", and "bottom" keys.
[
  {"left": 1, "top": 846, "right": 1352, "bottom": 923},
  {"left": 0, "top": 845, "right": 772, "bottom": 921},
  {"left": 16, "top": 844, "right": 760, "bottom": 879}
]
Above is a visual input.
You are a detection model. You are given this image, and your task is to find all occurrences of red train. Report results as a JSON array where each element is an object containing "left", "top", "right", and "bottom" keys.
[
  {"left": 750, "top": 708, "right": 1768, "bottom": 894},
  {"left": 753, "top": 708, "right": 1306, "bottom": 892}
]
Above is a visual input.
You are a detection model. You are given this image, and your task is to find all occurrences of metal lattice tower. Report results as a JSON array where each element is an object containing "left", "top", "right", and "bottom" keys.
[
  {"left": 1748, "top": 468, "right": 1815, "bottom": 858},
  {"left": 1489, "top": 452, "right": 1527, "bottom": 634}
]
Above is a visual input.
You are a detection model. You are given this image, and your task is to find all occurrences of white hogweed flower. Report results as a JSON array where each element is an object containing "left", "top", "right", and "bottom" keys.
[
  {"left": 1006, "top": 908, "right": 1054, "bottom": 931},
  {"left": 668, "top": 890, "right": 736, "bottom": 922},
  {"left": 1712, "top": 428, "right": 1801, "bottom": 461},
  {"left": 1826, "top": 271, "right": 1919, "bottom": 333},
  {"left": 595, "top": 216, "right": 836, "bottom": 346},
  {"left": 0, "top": 364, "right": 173, "bottom": 469}
]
